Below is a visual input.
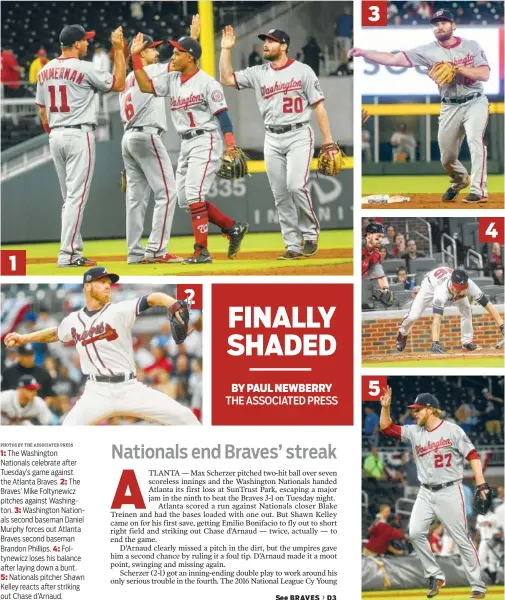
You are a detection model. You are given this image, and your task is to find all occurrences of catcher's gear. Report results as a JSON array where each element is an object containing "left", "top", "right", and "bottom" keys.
[
  {"left": 431, "top": 341, "right": 446, "bottom": 354},
  {"left": 372, "top": 287, "right": 393, "bottom": 307},
  {"left": 168, "top": 300, "right": 191, "bottom": 344},
  {"left": 429, "top": 62, "right": 457, "bottom": 87},
  {"left": 120, "top": 169, "right": 127, "bottom": 193},
  {"left": 317, "top": 142, "right": 345, "bottom": 176},
  {"left": 218, "top": 146, "right": 249, "bottom": 179},
  {"left": 473, "top": 483, "right": 494, "bottom": 515}
]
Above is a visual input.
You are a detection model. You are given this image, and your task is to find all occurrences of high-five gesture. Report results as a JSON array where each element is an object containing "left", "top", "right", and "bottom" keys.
[
  {"left": 221, "top": 25, "right": 236, "bottom": 50},
  {"left": 380, "top": 386, "right": 392, "bottom": 408},
  {"left": 111, "top": 26, "right": 124, "bottom": 51},
  {"left": 130, "top": 32, "right": 147, "bottom": 55},
  {"left": 190, "top": 14, "right": 201, "bottom": 39}
]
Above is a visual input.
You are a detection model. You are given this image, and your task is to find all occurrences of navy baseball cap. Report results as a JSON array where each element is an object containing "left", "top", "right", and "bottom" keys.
[
  {"left": 83, "top": 266, "right": 119, "bottom": 284},
  {"left": 168, "top": 37, "right": 202, "bottom": 60},
  {"left": 258, "top": 28, "right": 290, "bottom": 47},
  {"left": 408, "top": 393, "right": 440, "bottom": 410},
  {"left": 451, "top": 269, "right": 469, "bottom": 291},
  {"left": 128, "top": 34, "right": 163, "bottom": 54},
  {"left": 430, "top": 9, "right": 455, "bottom": 24},
  {"left": 60, "top": 24, "right": 96, "bottom": 46},
  {"left": 18, "top": 374, "right": 41, "bottom": 390},
  {"left": 17, "top": 343, "right": 35, "bottom": 355}
]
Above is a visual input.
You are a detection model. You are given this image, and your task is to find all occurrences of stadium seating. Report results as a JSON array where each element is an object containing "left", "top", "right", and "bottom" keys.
[{"left": 383, "top": 258, "right": 407, "bottom": 274}]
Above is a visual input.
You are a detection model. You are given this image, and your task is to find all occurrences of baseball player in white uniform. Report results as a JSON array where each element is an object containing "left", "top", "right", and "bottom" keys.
[
  {"left": 380, "top": 387, "right": 490, "bottom": 599},
  {"left": 119, "top": 35, "right": 182, "bottom": 264},
  {"left": 36, "top": 24, "right": 126, "bottom": 267},
  {"left": 349, "top": 9, "right": 490, "bottom": 203},
  {"left": 396, "top": 267, "right": 504, "bottom": 354},
  {"left": 129, "top": 32, "right": 248, "bottom": 265},
  {"left": 4, "top": 267, "right": 200, "bottom": 426},
  {"left": 1, "top": 375, "right": 53, "bottom": 426},
  {"left": 220, "top": 26, "right": 338, "bottom": 259},
  {"left": 475, "top": 509, "right": 501, "bottom": 583}
]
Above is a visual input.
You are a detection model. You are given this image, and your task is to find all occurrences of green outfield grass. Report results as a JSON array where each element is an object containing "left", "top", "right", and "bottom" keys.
[
  {"left": 362, "top": 174, "right": 504, "bottom": 194},
  {"left": 363, "top": 357, "right": 504, "bottom": 368},
  {"left": 1, "top": 230, "right": 353, "bottom": 276},
  {"left": 363, "top": 586, "right": 504, "bottom": 600}
]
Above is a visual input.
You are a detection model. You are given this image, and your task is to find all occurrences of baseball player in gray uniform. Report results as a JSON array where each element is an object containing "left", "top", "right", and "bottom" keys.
[
  {"left": 129, "top": 33, "right": 248, "bottom": 265},
  {"left": 380, "top": 387, "right": 489, "bottom": 599},
  {"left": 119, "top": 36, "right": 182, "bottom": 264},
  {"left": 4, "top": 267, "right": 200, "bottom": 426},
  {"left": 0, "top": 375, "right": 53, "bottom": 425},
  {"left": 349, "top": 9, "right": 490, "bottom": 203},
  {"left": 396, "top": 267, "right": 504, "bottom": 353},
  {"left": 36, "top": 24, "right": 126, "bottom": 267},
  {"left": 219, "top": 26, "right": 339, "bottom": 259}
]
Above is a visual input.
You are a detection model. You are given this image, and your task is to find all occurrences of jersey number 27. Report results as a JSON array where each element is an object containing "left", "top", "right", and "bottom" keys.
[{"left": 434, "top": 453, "right": 452, "bottom": 468}]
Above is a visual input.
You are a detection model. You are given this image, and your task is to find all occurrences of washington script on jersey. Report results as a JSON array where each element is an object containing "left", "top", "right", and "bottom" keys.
[
  {"left": 415, "top": 438, "right": 453, "bottom": 457},
  {"left": 170, "top": 92, "right": 204, "bottom": 111},
  {"left": 261, "top": 78, "right": 303, "bottom": 99}
]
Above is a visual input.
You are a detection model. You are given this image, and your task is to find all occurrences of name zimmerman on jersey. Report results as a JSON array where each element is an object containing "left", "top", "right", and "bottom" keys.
[{"left": 38, "top": 67, "right": 85, "bottom": 85}]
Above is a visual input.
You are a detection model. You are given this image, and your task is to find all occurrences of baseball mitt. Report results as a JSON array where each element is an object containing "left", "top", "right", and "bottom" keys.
[
  {"left": 429, "top": 62, "right": 457, "bottom": 87},
  {"left": 120, "top": 169, "right": 127, "bottom": 193},
  {"left": 372, "top": 288, "right": 394, "bottom": 307},
  {"left": 218, "top": 146, "right": 249, "bottom": 180},
  {"left": 168, "top": 299, "right": 191, "bottom": 345},
  {"left": 317, "top": 142, "right": 345, "bottom": 176},
  {"left": 473, "top": 483, "right": 494, "bottom": 515}
]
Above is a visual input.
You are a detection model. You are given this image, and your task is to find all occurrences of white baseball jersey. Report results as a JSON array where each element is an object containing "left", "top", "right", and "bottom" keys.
[
  {"left": 233, "top": 59, "right": 324, "bottom": 126},
  {"left": 402, "top": 37, "right": 489, "bottom": 99},
  {"left": 57, "top": 298, "right": 146, "bottom": 375},
  {"left": 119, "top": 63, "right": 168, "bottom": 131},
  {"left": 401, "top": 420, "right": 476, "bottom": 485},
  {"left": 494, "top": 502, "right": 504, "bottom": 532},
  {"left": 1, "top": 389, "right": 53, "bottom": 425},
  {"left": 423, "top": 267, "right": 485, "bottom": 314},
  {"left": 35, "top": 58, "right": 114, "bottom": 127},
  {"left": 476, "top": 511, "right": 500, "bottom": 541},
  {"left": 150, "top": 69, "right": 228, "bottom": 134}
]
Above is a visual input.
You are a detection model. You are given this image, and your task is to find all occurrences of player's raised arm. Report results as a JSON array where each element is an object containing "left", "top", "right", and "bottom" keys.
[
  {"left": 110, "top": 26, "right": 126, "bottom": 92},
  {"left": 146, "top": 292, "right": 179, "bottom": 310},
  {"left": 130, "top": 33, "right": 155, "bottom": 93},
  {"left": 348, "top": 47, "right": 411, "bottom": 67},
  {"left": 189, "top": 14, "right": 201, "bottom": 40},
  {"left": 379, "top": 386, "right": 393, "bottom": 430},
  {"left": 4, "top": 328, "right": 58, "bottom": 347},
  {"left": 219, "top": 25, "right": 237, "bottom": 86}
]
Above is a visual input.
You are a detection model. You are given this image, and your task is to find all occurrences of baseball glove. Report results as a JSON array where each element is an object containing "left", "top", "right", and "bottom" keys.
[
  {"left": 473, "top": 483, "right": 494, "bottom": 515},
  {"left": 218, "top": 146, "right": 249, "bottom": 179},
  {"left": 317, "top": 142, "right": 345, "bottom": 176},
  {"left": 372, "top": 288, "right": 394, "bottom": 307},
  {"left": 168, "top": 300, "right": 191, "bottom": 345},
  {"left": 429, "top": 62, "right": 457, "bottom": 87},
  {"left": 120, "top": 169, "right": 127, "bottom": 193}
]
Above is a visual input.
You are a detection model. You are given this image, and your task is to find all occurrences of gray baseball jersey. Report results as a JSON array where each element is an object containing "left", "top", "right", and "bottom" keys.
[
  {"left": 424, "top": 267, "right": 484, "bottom": 314},
  {"left": 0, "top": 389, "right": 53, "bottom": 425},
  {"left": 402, "top": 37, "right": 489, "bottom": 99},
  {"left": 401, "top": 420, "right": 475, "bottom": 485},
  {"left": 233, "top": 59, "right": 324, "bottom": 126},
  {"left": 119, "top": 63, "right": 167, "bottom": 130},
  {"left": 35, "top": 58, "right": 114, "bottom": 126},
  {"left": 150, "top": 69, "right": 228, "bottom": 133}
]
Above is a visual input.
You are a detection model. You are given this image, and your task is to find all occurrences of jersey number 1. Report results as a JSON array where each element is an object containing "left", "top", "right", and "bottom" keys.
[
  {"left": 434, "top": 453, "right": 452, "bottom": 468},
  {"left": 48, "top": 85, "right": 70, "bottom": 113}
]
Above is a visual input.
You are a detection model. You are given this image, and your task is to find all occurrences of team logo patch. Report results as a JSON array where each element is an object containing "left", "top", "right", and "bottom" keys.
[
  {"left": 434, "top": 10, "right": 443, "bottom": 17},
  {"left": 314, "top": 80, "right": 322, "bottom": 93},
  {"left": 268, "top": 29, "right": 275, "bottom": 34},
  {"left": 211, "top": 89, "right": 224, "bottom": 103}
]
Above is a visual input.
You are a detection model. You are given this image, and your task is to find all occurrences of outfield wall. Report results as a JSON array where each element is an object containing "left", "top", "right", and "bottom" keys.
[{"left": 362, "top": 306, "right": 504, "bottom": 356}]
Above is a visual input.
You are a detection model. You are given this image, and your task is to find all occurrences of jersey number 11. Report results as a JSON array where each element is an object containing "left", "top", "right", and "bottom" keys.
[{"left": 48, "top": 85, "right": 70, "bottom": 113}]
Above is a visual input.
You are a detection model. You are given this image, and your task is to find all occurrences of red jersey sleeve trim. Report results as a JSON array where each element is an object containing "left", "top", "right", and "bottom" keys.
[
  {"left": 107, "top": 74, "right": 116, "bottom": 92},
  {"left": 35, "top": 102, "right": 45, "bottom": 108},
  {"left": 232, "top": 73, "right": 240, "bottom": 90},
  {"left": 213, "top": 107, "right": 227, "bottom": 116},
  {"left": 311, "top": 98, "right": 325, "bottom": 107},
  {"left": 400, "top": 51, "right": 413, "bottom": 68},
  {"left": 466, "top": 449, "right": 480, "bottom": 462},
  {"left": 382, "top": 423, "right": 401, "bottom": 439}
]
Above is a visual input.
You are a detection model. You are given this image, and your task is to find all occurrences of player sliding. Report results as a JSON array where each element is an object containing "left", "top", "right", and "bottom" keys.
[
  {"left": 396, "top": 267, "right": 504, "bottom": 353},
  {"left": 129, "top": 32, "right": 248, "bottom": 265},
  {"left": 4, "top": 267, "right": 200, "bottom": 426},
  {"left": 380, "top": 386, "right": 491, "bottom": 599},
  {"left": 349, "top": 9, "right": 490, "bottom": 204}
]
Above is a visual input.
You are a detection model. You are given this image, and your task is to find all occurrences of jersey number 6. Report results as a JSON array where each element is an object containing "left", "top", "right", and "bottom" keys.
[
  {"left": 124, "top": 94, "right": 135, "bottom": 121},
  {"left": 434, "top": 453, "right": 452, "bottom": 468},
  {"left": 283, "top": 97, "right": 303, "bottom": 113}
]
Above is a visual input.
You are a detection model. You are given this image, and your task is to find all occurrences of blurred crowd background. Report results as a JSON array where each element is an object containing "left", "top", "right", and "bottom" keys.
[{"left": 1, "top": 283, "right": 202, "bottom": 425}]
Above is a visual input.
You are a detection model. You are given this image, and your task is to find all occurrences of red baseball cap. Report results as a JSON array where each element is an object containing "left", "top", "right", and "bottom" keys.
[{"left": 18, "top": 375, "right": 41, "bottom": 390}]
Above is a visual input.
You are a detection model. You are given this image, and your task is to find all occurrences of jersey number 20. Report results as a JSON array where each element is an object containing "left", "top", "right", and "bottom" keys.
[
  {"left": 434, "top": 453, "right": 452, "bottom": 468},
  {"left": 283, "top": 97, "right": 303, "bottom": 113}
]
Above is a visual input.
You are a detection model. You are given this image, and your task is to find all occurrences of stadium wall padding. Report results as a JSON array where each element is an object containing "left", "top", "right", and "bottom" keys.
[{"left": 362, "top": 306, "right": 504, "bottom": 356}]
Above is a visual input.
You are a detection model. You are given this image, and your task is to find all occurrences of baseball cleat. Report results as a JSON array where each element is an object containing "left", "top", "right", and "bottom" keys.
[
  {"left": 303, "top": 240, "right": 318, "bottom": 256},
  {"left": 442, "top": 187, "right": 459, "bottom": 202},
  {"left": 470, "top": 592, "right": 486, "bottom": 599},
  {"left": 183, "top": 244, "right": 212, "bottom": 265},
  {"left": 223, "top": 221, "right": 249, "bottom": 259},
  {"left": 141, "top": 253, "right": 184, "bottom": 264},
  {"left": 59, "top": 257, "right": 97, "bottom": 268},
  {"left": 426, "top": 577, "right": 445, "bottom": 598},
  {"left": 462, "top": 343, "right": 482, "bottom": 351},
  {"left": 396, "top": 331, "right": 408, "bottom": 352},
  {"left": 277, "top": 250, "right": 305, "bottom": 260},
  {"left": 463, "top": 193, "right": 486, "bottom": 203}
]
